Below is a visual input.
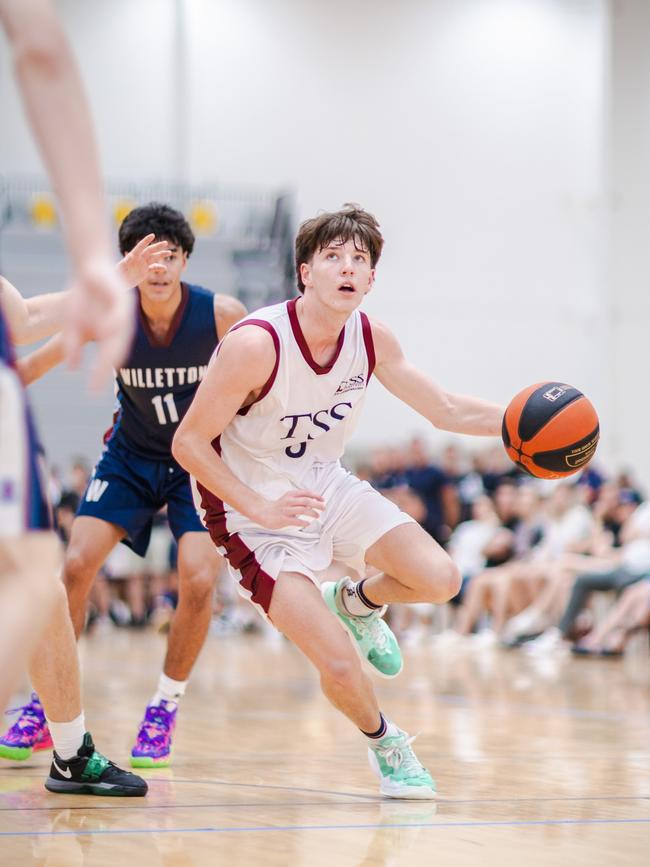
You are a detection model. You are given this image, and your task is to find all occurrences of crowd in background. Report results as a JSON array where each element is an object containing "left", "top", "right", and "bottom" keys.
[{"left": 49, "top": 439, "right": 650, "bottom": 658}]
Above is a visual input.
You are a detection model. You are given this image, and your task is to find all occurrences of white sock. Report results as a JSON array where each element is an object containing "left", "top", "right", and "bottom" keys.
[
  {"left": 47, "top": 712, "right": 86, "bottom": 760},
  {"left": 151, "top": 673, "right": 187, "bottom": 707},
  {"left": 339, "top": 578, "right": 383, "bottom": 617}
]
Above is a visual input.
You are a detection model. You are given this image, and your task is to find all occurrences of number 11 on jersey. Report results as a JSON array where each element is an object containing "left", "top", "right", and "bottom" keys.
[{"left": 151, "top": 393, "right": 179, "bottom": 424}]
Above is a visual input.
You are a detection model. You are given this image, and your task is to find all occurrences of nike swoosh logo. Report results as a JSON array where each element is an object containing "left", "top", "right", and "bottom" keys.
[{"left": 53, "top": 760, "right": 72, "bottom": 779}]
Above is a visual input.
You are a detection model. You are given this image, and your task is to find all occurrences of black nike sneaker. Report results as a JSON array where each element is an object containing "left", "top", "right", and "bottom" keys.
[{"left": 44, "top": 732, "right": 148, "bottom": 796}]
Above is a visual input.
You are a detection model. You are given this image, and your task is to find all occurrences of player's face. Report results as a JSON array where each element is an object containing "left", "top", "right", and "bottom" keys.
[
  {"left": 139, "top": 243, "right": 187, "bottom": 304},
  {"left": 300, "top": 238, "right": 374, "bottom": 312}
]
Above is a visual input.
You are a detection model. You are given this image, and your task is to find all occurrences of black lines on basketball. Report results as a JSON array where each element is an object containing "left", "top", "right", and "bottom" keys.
[
  {"left": 532, "top": 425, "right": 600, "bottom": 474},
  {"left": 502, "top": 382, "right": 599, "bottom": 479},
  {"left": 517, "top": 383, "right": 582, "bottom": 443}
]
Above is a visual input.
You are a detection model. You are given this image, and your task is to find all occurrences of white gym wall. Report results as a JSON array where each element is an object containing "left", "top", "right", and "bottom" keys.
[{"left": 1, "top": 0, "right": 647, "bottom": 484}]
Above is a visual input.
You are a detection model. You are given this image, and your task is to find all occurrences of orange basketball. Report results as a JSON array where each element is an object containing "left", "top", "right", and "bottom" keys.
[{"left": 502, "top": 382, "right": 599, "bottom": 479}]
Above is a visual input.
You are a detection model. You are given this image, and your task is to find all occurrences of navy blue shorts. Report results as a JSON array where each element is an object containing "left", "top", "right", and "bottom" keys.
[{"left": 77, "top": 435, "right": 205, "bottom": 556}]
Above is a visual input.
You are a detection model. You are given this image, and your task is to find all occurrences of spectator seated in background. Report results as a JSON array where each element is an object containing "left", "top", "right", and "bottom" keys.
[
  {"left": 86, "top": 512, "right": 178, "bottom": 632},
  {"left": 501, "top": 482, "right": 628, "bottom": 642},
  {"left": 55, "top": 491, "right": 80, "bottom": 546},
  {"left": 571, "top": 578, "right": 650, "bottom": 657},
  {"left": 451, "top": 483, "right": 547, "bottom": 640},
  {"left": 519, "top": 495, "right": 650, "bottom": 653},
  {"left": 474, "top": 444, "right": 525, "bottom": 495},
  {"left": 447, "top": 495, "right": 502, "bottom": 604},
  {"left": 373, "top": 437, "right": 459, "bottom": 547}
]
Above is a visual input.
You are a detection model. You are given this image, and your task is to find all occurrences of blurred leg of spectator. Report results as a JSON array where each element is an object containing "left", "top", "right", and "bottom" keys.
[
  {"left": 126, "top": 571, "right": 147, "bottom": 627},
  {"left": 574, "top": 579, "right": 650, "bottom": 654},
  {"left": 525, "top": 567, "right": 644, "bottom": 654},
  {"left": 87, "top": 570, "right": 113, "bottom": 633},
  {"left": 454, "top": 561, "right": 548, "bottom": 641},
  {"left": 503, "top": 554, "right": 616, "bottom": 643},
  {"left": 558, "top": 568, "right": 642, "bottom": 637}
]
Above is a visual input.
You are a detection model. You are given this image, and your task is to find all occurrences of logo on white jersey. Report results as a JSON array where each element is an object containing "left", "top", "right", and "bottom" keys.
[
  {"left": 335, "top": 374, "right": 366, "bottom": 395},
  {"left": 281, "top": 401, "right": 353, "bottom": 458},
  {"left": 85, "top": 479, "right": 109, "bottom": 502}
]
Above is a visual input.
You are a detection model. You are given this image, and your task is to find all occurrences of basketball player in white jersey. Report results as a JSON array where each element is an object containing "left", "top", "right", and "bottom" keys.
[{"left": 173, "top": 204, "right": 504, "bottom": 799}]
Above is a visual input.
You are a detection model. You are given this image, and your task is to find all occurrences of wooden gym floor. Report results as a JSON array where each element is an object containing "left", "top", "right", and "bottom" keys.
[{"left": 0, "top": 627, "right": 648, "bottom": 866}]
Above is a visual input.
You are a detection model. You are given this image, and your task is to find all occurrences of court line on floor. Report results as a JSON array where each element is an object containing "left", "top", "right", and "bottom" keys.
[
  {"left": 0, "top": 800, "right": 375, "bottom": 812},
  {"left": 1, "top": 817, "right": 650, "bottom": 837},
  {"left": 0, "top": 776, "right": 381, "bottom": 801},
  {"left": 1, "top": 771, "right": 649, "bottom": 807},
  {"left": 0, "top": 794, "right": 649, "bottom": 813}
]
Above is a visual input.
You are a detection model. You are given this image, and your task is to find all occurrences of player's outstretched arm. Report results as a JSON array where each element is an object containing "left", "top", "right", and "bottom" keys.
[
  {"left": 0, "top": 276, "right": 69, "bottom": 346},
  {"left": 15, "top": 334, "right": 65, "bottom": 386},
  {"left": 371, "top": 317, "right": 504, "bottom": 437},
  {"left": 2, "top": 237, "right": 169, "bottom": 383},
  {"left": 0, "top": 0, "right": 132, "bottom": 386},
  {"left": 172, "top": 328, "right": 324, "bottom": 530},
  {"left": 213, "top": 294, "right": 248, "bottom": 338}
]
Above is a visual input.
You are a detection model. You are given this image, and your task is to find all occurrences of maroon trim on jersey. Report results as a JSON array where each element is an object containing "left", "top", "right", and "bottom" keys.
[
  {"left": 287, "top": 298, "right": 345, "bottom": 375},
  {"left": 197, "top": 438, "right": 276, "bottom": 614},
  {"left": 359, "top": 312, "right": 376, "bottom": 380},
  {"left": 228, "top": 319, "right": 281, "bottom": 417},
  {"left": 137, "top": 282, "right": 190, "bottom": 348}
]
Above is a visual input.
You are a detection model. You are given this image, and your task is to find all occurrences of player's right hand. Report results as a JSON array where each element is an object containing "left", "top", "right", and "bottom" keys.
[
  {"left": 117, "top": 234, "right": 171, "bottom": 288},
  {"left": 252, "top": 490, "right": 325, "bottom": 530}
]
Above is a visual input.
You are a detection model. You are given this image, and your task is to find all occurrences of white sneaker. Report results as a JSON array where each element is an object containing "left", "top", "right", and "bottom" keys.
[
  {"left": 368, "top": 729, "right": 436, "bottom": 800},
  {"left": 92, "top": 616, "right": 114, "bottom": 636},
  {"left": 523, "top": 627, "right": 564, "bottom": 655},
  {"left": 502, "top": 609, "right": 544, "bottom": 643},
  {"left": 469, "top": 628, "right": 498, "bottom": 647}
]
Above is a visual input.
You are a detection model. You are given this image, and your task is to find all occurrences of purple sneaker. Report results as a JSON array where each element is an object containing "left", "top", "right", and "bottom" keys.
[
  {"left": 130, "top": 701, "right": 177, "bottom": 768},
  {"left": 0, "top": 693, "right": 53, "bottom": 761}
]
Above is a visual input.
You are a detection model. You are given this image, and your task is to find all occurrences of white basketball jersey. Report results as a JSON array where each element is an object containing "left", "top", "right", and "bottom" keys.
[{"left": 219, "top": 298, "right": 375, "bottom": 502}]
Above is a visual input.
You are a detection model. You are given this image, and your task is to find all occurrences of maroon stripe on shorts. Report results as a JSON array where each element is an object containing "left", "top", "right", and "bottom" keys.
[
  {"left": 359, "top": 312, "right": 375, "bottom": 380},
  {"left": 197, "top": 437, "right": 275, "bottom": 613}
]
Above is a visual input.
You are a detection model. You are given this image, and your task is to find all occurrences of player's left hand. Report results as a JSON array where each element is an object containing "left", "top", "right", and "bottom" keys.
[
  {"left": 64, "top": 260, "right": 135, "bottom": 390},
  {"left": 117, "top": 233, "right": 171, "bottom": 288}
]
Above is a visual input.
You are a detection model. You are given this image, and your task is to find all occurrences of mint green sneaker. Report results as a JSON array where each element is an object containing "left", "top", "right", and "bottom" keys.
[
  {"left": 368, "top": 729, "right": 436, "bottom": 799},
  {"left": 321, "top": 580, "right": 403, "bottom": 678}
]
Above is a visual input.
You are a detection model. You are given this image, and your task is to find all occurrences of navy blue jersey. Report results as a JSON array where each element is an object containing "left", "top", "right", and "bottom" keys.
[{"left": 108, "top": 283, "right": 218, "bottom": 459}]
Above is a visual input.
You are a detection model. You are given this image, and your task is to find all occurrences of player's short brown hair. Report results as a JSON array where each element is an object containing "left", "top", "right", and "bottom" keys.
[{"left": 295, "top": 203, "right": 384, "bottom": 293}]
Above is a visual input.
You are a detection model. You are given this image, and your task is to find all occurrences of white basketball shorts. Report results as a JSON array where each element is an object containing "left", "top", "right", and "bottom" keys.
[{"left": 199, "top": 464, "right": 414, "bottom": 620}]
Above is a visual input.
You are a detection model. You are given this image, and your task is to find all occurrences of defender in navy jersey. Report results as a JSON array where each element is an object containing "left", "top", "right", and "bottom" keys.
[
  {"left": 106, "top": 281, "right": 218, "bottom": 461},
  {"left": 7, "top": 204, "right": 246, "bottom": 769},
  {"left": 68, "top": 204, "right": 246, "bottom": 767}
]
